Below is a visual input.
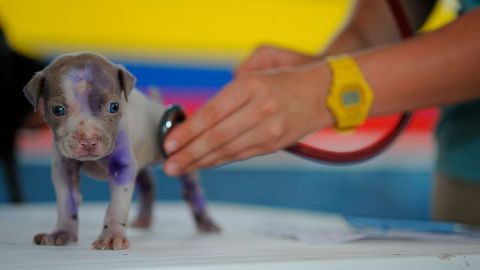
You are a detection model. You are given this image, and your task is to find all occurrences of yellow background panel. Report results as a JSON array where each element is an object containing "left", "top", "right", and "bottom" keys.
[{"left": 0, "top": 0, "right": 456, "bottom": 64}]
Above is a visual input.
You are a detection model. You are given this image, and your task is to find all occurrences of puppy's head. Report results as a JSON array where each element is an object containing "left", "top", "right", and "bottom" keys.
[{"left": 23, "top": 52, "right": 136, "bottom": 161}]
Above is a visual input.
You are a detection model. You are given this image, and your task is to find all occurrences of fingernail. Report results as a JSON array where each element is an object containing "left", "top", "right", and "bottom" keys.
[
  {"left": 165, "top": 140, "right": 177, "bottom": 153},
  {"left": 165, "top": 161, "right": 179, "bottom": 175}
]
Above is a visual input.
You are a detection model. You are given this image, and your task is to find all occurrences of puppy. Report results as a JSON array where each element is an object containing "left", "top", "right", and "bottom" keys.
[{"left": 23, "top": 52, "right": 220, "bottom": 250}]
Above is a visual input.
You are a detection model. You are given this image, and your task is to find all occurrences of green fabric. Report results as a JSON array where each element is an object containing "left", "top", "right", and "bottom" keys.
[
  {"left": 435, "top": 0, "right": 480, "bottom": 181},
  {"left": 460, "top": 0, "right": 480, "bottom": 14}
]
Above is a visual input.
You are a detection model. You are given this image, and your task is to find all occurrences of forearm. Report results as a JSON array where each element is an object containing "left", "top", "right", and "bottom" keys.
[
  {"left": 353, "top": 9, "right": 480, "bottom": 116},
  {"left": 321, "top": 24, "right": 373, "bottom": 56}
]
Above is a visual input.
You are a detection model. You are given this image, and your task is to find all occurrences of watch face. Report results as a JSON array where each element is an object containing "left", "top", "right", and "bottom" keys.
[{"left": 341, "top": 88, "right": 361, "bottom": 107}]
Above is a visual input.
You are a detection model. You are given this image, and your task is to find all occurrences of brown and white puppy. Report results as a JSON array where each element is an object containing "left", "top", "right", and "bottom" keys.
[{"left": 23, "top": 52, "right": 220, "bottom": 250}]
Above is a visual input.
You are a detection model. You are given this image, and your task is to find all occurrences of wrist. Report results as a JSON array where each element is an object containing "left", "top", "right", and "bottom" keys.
[{"left": 302, "top": 62, "right": 336, "bottom": 130}]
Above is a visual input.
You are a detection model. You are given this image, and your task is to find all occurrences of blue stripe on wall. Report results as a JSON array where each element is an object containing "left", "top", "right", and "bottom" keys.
[{"left": 123, "top": 63, "right": 233, "bottom": 89}]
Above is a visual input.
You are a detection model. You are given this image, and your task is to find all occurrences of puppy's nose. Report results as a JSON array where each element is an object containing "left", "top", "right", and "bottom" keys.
[{"left": 79, "top": 137, "right": 99, "bottom": 150}]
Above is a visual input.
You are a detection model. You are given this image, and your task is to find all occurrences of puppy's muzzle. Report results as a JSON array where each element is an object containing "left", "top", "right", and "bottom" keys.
[
  {"left": 60, "top": 122, "right": 112, "bottom": 160},
  {"left": 79, "top": 137, "right": 99, "bottom": 151}
]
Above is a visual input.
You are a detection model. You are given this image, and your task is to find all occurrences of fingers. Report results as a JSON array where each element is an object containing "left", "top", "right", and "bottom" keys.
[
  {"left": 164, "top": 97, "right": 266, "bottom": 176},
  {"left": 163, "top": 60, "right": 329, "bottom": 176},
  {"left": 180, "top": 117, "right": 290, "bottom": 173},
  {"left": 163, "top": 81, "right": 252, "bottom": 156},
  {"left": 235, "top": 45, "right": 316, "bottom": 77},
  {"left": 234, "top": 55, "right": 266, "bottom": 78},
  {"left": 234, "top": 45, "right": 280, "bottom": 77}
]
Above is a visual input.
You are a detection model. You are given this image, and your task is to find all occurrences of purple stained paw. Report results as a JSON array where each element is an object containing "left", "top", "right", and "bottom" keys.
[
  {"left": 92, "top": 232, "right": 129, "bottom": 250},
  {"left": 33, "top": 230, "right": 78, "bottom": 246}
]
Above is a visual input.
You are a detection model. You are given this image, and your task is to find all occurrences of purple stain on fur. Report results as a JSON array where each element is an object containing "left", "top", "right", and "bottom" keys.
[
  {"left": 108, "top": 128, "right": 135, "bottom": 185},
  {"left": 67, "top": 188, "right": 77, "bottom": 217},
  {"left": 59, "top": 158, "right": 79, "bottom": 217},
  {"left": 181, "top": 176, "right": 206, "bottom": 212},
  {"left": 193, "top": 192, "right": 206, "bottom": 211},
  {"left": 67, "top": 64, "right": 115, "bottom": 115},
  {"left": 67, "top": 68, "right": 94, "bottom": 113},
  {"left": 68, "top": 67, "right": 93, "bottom": 83},
  {"left": 68, "top": 66, "right": 113, "bottom": 115},
  {"left": 77, "top": 94, "right": 91, "bottom": 113}
]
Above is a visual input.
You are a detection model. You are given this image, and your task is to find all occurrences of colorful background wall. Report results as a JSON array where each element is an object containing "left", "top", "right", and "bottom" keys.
[{"left": 0, "top": 0, "right": 458, "bottom": 220}]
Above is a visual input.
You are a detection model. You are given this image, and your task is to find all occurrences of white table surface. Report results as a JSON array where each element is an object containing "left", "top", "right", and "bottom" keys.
[{"left": 1, "top": 202, "right": 479, "bottom": 270}]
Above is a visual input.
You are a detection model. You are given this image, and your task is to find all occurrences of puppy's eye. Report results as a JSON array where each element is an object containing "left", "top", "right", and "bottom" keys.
[
  {"left": 108, "top": 102, "right": 119, "bottom": 113},
  {"left": 52, "top": 105, "right": 65, "bottom": 116}
]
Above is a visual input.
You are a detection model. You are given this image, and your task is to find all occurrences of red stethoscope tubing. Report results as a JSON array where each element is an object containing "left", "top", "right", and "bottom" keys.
[{"left": 285, "top": 0, "right": 415, "bottom": 164}]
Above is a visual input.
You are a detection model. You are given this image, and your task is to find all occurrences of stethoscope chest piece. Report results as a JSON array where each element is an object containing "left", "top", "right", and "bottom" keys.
[{"left": 158, "top": 104, "right": 186, "bottom": 159}]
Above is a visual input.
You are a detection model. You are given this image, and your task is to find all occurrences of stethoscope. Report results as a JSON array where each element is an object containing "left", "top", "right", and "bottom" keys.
[{"left": 158, "top": 0, "right": 414, "bottom": 164}]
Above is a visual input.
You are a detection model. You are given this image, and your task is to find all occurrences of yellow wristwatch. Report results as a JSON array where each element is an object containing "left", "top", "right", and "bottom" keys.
[{"left": 326, "top": 54, "right": 374, "bottom": 131}]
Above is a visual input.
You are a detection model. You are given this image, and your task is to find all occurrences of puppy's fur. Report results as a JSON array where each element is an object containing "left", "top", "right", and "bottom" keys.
[{"left": 23, "top": 52, "right": 220, "bottom": 250}]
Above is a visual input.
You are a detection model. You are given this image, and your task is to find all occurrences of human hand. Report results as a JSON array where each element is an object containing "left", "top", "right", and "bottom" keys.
[
  {"left": 162, "top": 62, "right": 333, "bottom": 176},
  {"left": 234, "top": 45, "right": 319, "bottom": 77}
]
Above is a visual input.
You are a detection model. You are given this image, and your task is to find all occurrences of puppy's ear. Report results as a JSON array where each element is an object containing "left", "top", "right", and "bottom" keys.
[
  {"left": 23, "top": 71, "right": 45, "bottom": 111},
  {"left": 116, "top": 65, "right": 136, "bottom": 101}
]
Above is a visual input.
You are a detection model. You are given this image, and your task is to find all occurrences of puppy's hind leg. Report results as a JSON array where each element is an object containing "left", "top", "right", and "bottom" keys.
[
  {"left": 131, "top": 168, "right": 155, "bottom": 229},
  {"left": 181, "top": 171, "right": 221, "bottom": 233}
]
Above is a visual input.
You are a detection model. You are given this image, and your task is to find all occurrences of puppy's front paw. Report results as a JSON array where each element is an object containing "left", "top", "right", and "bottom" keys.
[
  {"left": 92, "top": 231, "right": 129, "bottom": 250},
  {"left": 33, "top": 230, "right": 78, "bottom": 246}
]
